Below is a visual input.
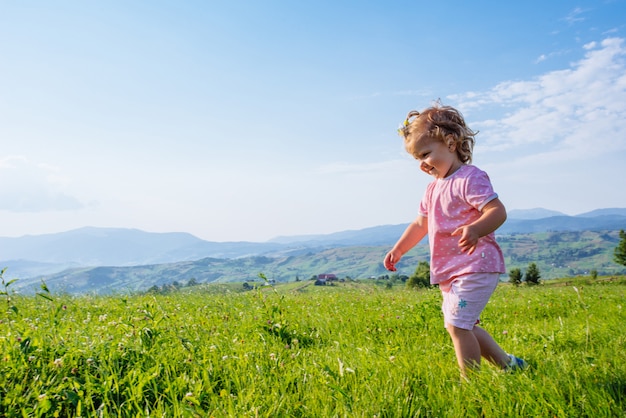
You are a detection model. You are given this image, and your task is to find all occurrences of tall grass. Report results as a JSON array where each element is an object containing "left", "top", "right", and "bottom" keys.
[{"left": 1, "top": 277, "right": 624, "bottom": 417}]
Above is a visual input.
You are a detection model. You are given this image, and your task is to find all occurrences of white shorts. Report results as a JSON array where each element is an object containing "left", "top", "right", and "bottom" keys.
[{"left": 439, "top": 273, "right": 500, "bottom": 330}]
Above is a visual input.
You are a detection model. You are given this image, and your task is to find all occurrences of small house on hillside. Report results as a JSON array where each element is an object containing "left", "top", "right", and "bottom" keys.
[{"left": 315, "top": 273, "right": 338, "bottom": 286}]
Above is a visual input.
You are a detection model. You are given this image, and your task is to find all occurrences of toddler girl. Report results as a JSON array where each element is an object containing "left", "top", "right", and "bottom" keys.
[{"left": 383, "top": 103, "right": 526, "bottom": 376}]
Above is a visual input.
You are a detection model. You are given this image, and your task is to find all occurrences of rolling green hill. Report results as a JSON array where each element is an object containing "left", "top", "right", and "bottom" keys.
[
  {"left": 12, "top": 229, "right": 625, "bottom": 295},
  {"left": 498, "top": 230, "right": 623, "bottom": 278}
]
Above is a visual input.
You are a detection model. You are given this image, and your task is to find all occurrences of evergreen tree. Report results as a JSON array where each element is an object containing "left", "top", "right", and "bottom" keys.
[
  {"left": 509, "top": 268, "right": 523, "bottom": 286},
  {"left": 525, "top": 262, "right": 541, "bottom": 285},
  {"left": 614, "top": 229, "right": 626, "bottom": 267}
]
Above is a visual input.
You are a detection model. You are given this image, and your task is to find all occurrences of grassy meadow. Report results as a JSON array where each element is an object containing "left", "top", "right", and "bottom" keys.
[{"left": 1, "top": 276, "right": 625, "bottom": 417}]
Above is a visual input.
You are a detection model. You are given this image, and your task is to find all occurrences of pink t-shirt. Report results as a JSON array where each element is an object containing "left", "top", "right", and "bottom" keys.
[{"left": 418, "top": 164, "right": 505, "bottom": 284}]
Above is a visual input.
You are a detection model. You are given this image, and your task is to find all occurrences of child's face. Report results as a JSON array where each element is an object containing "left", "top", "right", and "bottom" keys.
[{"left": 410, "top": 135, "right": 462, "bottom": 179}]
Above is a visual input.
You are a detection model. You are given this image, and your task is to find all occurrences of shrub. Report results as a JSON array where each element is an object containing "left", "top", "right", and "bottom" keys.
[{"left": 407, "top": 261, "right": 431, "bottom": 289}]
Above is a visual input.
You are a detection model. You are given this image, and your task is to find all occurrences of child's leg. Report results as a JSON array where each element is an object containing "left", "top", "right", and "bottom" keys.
[
  {"left": 446, "top": 324, "right": 481, "bottom": 372},
  {"left": 440, "top": 273, "right": 508, "bottom": 374},
  {"left": 446, "top": 325, "right": 510, "bottom": 373},
  {"left": 472, "top": 325, "right": 510, "bottom": 368}
]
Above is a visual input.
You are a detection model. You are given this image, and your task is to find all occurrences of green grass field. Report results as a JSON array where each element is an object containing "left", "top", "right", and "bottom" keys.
[{"left": 1, "top": 276, "right": 625, "bottom": 417}]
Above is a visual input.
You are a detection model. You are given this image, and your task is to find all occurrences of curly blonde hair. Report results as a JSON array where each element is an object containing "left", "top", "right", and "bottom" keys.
[{"left": 398, "top": 103, "right": 476, "bottom": 164}]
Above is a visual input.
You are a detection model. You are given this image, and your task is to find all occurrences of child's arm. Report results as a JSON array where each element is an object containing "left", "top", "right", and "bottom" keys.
[
  {"left": 384, "top": 215, "right": 428, "bottom": 271},
  {"left": 452, "top": 197, "right": 507, "bottom": 254}
]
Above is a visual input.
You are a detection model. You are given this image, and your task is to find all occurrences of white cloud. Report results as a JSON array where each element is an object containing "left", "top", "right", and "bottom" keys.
[
  {"left": 0, "top": 156, "right": 84, "bottom": 212},
  {"left": 533, "top": 49, "right": 570, "bottom": 64},
  {"left": 438, "top": 37, "right": 626, "bottom": 216},
  {"left": 562, "top": 7, "right": 588, "bottom": 25},
  {"left": 451, "top": 37, "right": 626, "bottom": 161}
]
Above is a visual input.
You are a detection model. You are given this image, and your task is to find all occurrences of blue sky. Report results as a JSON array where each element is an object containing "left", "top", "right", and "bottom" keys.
[{"left": 1, "top": 1, "right": 625, "bottom": 242}]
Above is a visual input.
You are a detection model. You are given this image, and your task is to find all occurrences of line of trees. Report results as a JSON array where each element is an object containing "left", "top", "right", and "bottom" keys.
[
  {"left": 509, "top": 262, "right": 541, "bottom": 286},
  {"left": 145, "top": 278, "right": 199, "bottom": 294}
]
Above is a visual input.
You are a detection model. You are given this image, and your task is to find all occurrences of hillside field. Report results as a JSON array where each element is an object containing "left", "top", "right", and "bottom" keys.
[
  {"left": 17, "top": 229, "right": 626, "bottom": 295},
  {"left": 1, "top": 276, "right": 625, "bottom": 416}
]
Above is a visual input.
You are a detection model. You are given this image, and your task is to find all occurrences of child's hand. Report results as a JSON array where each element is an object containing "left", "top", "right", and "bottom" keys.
[
  {"left": 451, "top": 225, "right": 480, "bottom": 254},
  {"left": 383, "top": 250, "right": 400, "bottom": 271}
]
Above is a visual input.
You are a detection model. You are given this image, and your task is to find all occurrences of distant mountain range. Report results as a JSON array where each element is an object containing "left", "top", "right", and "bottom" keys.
[
  {"left": 1, "top": 207, "right": 625, "bottom": 294},
  {"left": 508, "top": 208, "right": 626, "bottom": 219},
  {"left": 506, "top": 208, "right": 567, "bottom": 219}
]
